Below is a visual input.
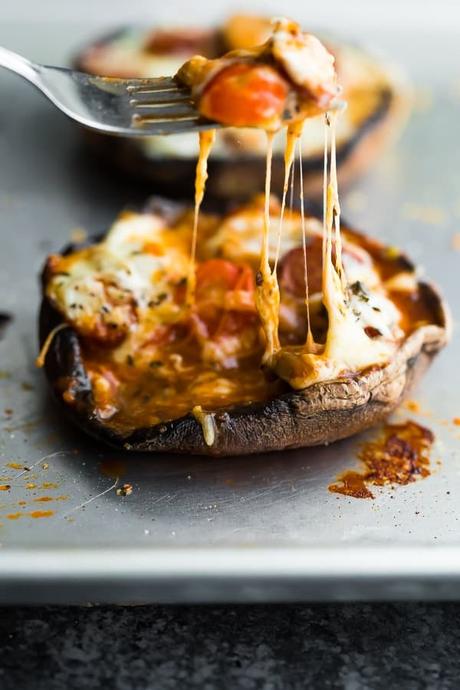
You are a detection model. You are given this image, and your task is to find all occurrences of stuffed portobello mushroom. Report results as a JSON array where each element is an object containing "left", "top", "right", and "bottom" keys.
[
  {"left": 38, "top": 194, "right": 449, "bottom": 456},
  {"left": 74, "top": 13, "right": 409, "bottom": 200}
]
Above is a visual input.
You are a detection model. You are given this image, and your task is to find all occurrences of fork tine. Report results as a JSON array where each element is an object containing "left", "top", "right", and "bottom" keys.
[
  {"left": 73, "top": 71, "right": 216, "bottom": 136},
  {"left": 125, "top": 77, "right": 187, "bottom": 94},
  {"left": 130, "top": 103, "right": 198, "bottom": 118},
  {"left": 133, "top": 118, "right": 216, "bottom": 135},
  {"left": 132, "top": 113, "right": 200, "bottom": 125},
  {"left": 129, "top": 91, "right": 193, "bottom": 105}
]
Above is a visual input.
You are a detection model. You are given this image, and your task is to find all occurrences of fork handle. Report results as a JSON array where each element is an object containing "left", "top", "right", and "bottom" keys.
[{"left": 0, "top": 46, "right": 40, "bottom": 85}]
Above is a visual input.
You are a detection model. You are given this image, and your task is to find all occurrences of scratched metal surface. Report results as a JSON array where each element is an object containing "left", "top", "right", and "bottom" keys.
[{"left": 0, "top": 24, "right": 459, "bottom": 603}]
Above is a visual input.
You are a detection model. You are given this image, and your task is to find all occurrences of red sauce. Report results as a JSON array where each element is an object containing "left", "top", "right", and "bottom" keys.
[
  {"left": 391, "top": 289, "right": 437, "bottom": 335},
  {"left": 329, "top": 421, "right": 434, "bottom": 499}
]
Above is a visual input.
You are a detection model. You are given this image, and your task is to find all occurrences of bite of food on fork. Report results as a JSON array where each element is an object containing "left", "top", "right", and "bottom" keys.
[{"left": 0, "top": 20, "right": 346, "bottom": 138}]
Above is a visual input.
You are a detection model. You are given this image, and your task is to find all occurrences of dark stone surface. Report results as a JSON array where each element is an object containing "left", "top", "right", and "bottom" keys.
[{"left": 0, "top": 604, "right": 459, "bottom": 689}]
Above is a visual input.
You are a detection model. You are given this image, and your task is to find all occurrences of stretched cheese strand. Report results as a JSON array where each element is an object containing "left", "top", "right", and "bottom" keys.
[
  {"left": 289, "top": 147, "right": 296, "bottom": 213},
  {"left": 259, "top": 123, "right": 304, "bottom": 364},
  {"left": 186, "top": 129, "right": 216, "bottom": 308},
  {"left": 255, "top": 131, "right": 280, "bottom": 363},
  {"left": 309, "top": 107, "right": 396, "bottom": 384},
  {"left": 322, "top": 112, "right": 343, "bottom": 287},
  {"left": 322, "top": 111, "right": 343, "bottom": 299},
  {"left": 322, "top": 110, "right": 344, "bottom": 331},
  {"left": 322, "top": 114, "right": 329, "bottom": 277},
  {"left": 273, "top": 122, "right": 303, "bottom": 273},
  {"left": 329, "top": 113, "right": 344, "bottom": 284},
  {"left": 298, "top": 142, "right": 316, "bottom": 352}
]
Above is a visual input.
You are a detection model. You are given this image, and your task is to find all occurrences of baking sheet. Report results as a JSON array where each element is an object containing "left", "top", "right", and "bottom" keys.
[{"left": 0, "top": 24, "right": 460, "bottom": 603}]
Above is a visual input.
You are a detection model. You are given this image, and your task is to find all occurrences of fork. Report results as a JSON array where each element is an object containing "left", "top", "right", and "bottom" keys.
[{"left": 0, "top": 46, "right": 219, "bottom": 136}]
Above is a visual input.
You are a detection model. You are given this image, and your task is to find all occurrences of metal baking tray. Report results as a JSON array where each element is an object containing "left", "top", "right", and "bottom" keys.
[{"left": 0, "top": 24, "right": 459, "bottom": 603}]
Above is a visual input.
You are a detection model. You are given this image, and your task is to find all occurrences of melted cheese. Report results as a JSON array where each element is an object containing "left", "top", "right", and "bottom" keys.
[
  {"left": 273, "top": 122, "right": 303, "bottom": 272},
  {"left": 255, "top": 132, "right": 280, "bottom": 363},
  {"left": 271, "top": 112, "right": 401, "bottom": 389},
  {"left": 186, "top": 129, "right": 216, "bottom": 308},
  {"left": 192, "top": 404, "right": 216, "bottom": 446},
  {"left": 298, "top": 139, "right": 316, "bottom": 351},
  {"left": 36, "top": 323, "right": 69, "bottom": 368},
  {"left": 45, "top": 211, "right": 192, "bottom": 368}
]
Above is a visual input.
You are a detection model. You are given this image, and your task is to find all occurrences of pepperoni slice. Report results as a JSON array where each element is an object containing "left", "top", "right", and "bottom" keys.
[
  {"left": 279, "top": 238, "right": 372, "bottom": 298},
  {"left": 278, "top": 237, "right": 324, "bottom": 297}
]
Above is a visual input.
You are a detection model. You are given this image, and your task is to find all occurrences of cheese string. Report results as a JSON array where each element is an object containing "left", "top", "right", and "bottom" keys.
[
  {"left": 329, "top": 111, "right": 344, "bottom": 284},
  {"left": 298, "top": 140, "right": 314, "bottom": 351},
  {"left": 255, "top": 131, "right": 281, "bottom": 362},
  {"left": 321, "top": 106, "right": 347, "bottom": 360},
  {"left": 322, "top": 113, "right": 330, "bottom": 283},
  {"left": 273, "top": 123, "right": 303, "bottom": 273},
  {"left": 289, "top": 148, "right": 296, "bottom": 214},
  {"left": 261, "top": 130, "right": 274, "bottom": 272},
  {"left": 186, "top": 129, "right": 216, "bottom": 309}
]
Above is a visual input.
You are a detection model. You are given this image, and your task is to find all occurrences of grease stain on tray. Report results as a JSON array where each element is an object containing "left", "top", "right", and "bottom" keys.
[
  {"left": 30, "top": 510, "right": 55, "bottom": 519},
  {"left": 33, "top": 495, "right": 68, "bottom": 503},
  {"left": 329, "top": 420, "right": 435, "bottom": 499},
  {"left": 6, "top": 509, "right": 56, "bottom": 520}
]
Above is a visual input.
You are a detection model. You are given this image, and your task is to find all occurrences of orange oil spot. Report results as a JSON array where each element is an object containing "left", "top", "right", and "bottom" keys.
[
  {"left": 29, "top": 510, "right": 54, "bottom": 519},
  {"left": 6, "top": 513, "right": 22, "bottom": 520}
]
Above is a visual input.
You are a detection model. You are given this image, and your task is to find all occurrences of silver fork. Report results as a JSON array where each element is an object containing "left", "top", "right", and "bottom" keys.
[{"left": 0, "top": 46, "right": 219, "bottom": 136}]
